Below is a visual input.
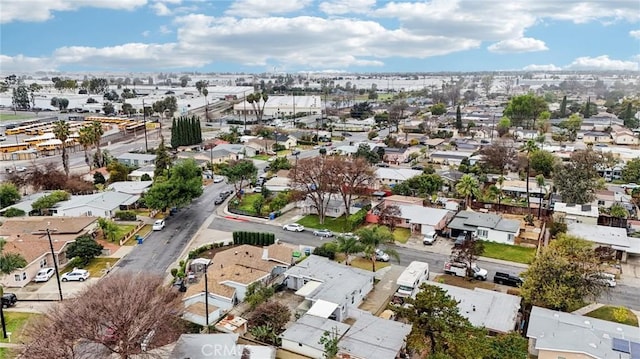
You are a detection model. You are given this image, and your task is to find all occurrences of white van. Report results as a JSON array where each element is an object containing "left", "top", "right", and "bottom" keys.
[
  {"left": 395, "top": 261, "right": 430, "bottom": 299},
  {"left": 423, "top": 231, "right": 437, "bottom": 245}
]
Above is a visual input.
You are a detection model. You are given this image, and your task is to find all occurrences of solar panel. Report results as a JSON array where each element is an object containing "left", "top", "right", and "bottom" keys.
[
  {"left": 612, "top": 337, "right": 630, "bottom": 354},
  {"left": 630, "top": 340, "right": 640, "bottom": 359}
]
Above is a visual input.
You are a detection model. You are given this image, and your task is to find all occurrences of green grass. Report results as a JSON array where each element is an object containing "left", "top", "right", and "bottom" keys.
[
  {"left": 335, "top": 254, "right": 390, "bottom": 271},
  {"left": 122, "top": 224, "right": 152, "bottom": 246},
  {"left": 252, "top": 154, "right": 270, "bottom": 161},
  {"left": 480, "top": 241, "right": 536, "bottom": 264},
  {"left": 391, "top": 227, "right": 411, "bottom": 244},
  {"left": 585, "top": 306, "right": 639, "bottom": 327},
  {"left": 0, "top": 113, "right": 35, "bottom": 121},
  {"left": 236, "top": 193, "right": 263, "bottom": 213},
  {"left": 114, "top": 224, "right": 136, "bottom": 242},
  {"left": 0, "top": 312, "right": 39, "bottom": 343},
  {"left": 83, "top": 257, "right": 119, "bottom": 277},
  {"left": 296, "top": 215, "right": 353, "bottom": 233}
]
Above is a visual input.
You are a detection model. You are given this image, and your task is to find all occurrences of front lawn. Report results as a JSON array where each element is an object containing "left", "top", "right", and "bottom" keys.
[
  {"left": 296, "top": 215, "right": 352, "bottom": 233},
  {"left": 391, "top": 227, "right": 411, "bottom": 244},
  {"left": 122, "top": 224, "right": 152, "bottom": 246},
  {"left": 480, "top": 241, "right": 536, "bottom": 264},
  {"left": 335, "top": 254, "right": 390, "bottom": 272},
  {"left": 235, "top": 193, "right": 263, "bottom": 214},
  {"left": 113, "top": 224, "right": 137, "bottom": 242},
  {"left": 83, "top": 257, "right": 120, "bottom": 277},
  {"left": 586, "top": 306, "right": 639, "bottom": 327},
  {"left": 252, "top": 154, "right": 270, "bottom": 161},
  {"left": 433, "top": 274, "right": 496, "bottom": 291},
  {"left": 0, "top": 311, "right": 39, "bottom": 343}
]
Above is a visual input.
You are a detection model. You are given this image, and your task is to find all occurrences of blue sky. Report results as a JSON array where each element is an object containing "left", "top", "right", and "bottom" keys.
[{"left": 1, "top": 0, "right": 639, "bottom": 74}]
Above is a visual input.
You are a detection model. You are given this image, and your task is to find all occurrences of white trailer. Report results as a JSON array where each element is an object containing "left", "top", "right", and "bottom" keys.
[{"left": 395, "top": 261, "right": 430, "bottom": 299}]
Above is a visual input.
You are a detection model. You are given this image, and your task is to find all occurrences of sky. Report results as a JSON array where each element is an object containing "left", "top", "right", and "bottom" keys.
[{"left": 0, "top": 0, "right": 639, "bottom": 74}]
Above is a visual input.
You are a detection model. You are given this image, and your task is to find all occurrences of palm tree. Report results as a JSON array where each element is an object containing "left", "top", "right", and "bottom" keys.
[
  {"left": 52, "top": 120, "right": 71, "bottom": 177},
  {"left": 456, "top": 174, "right": 480, "bottom": 209},
  {"left": 335, "top": 236, "right": 362, "bottom": 266},
  {"left": 520, "top": 140, "right": 539, "bottom": 213},
  {"left": 496, "top": 175, "right": 505, "bottom": 208},
  {"left": 78, "top": 125, "right": 96, "bottom": 170},
  {"left": 90, "top": 121, "right": 105, "bottom": 168},
  {"left": 535, "top": 174, "right": 548, "bottom": 218},
  {"left": 355, "top": 225, "right": 399, "bottom": 272},
  {"left": 0, "top": 239, "right": 27, "bottom": 339}
]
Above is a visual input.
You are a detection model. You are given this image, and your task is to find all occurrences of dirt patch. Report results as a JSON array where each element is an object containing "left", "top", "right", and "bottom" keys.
[{"left": 433, "top": 274, "right": 497, "bottom": 291}]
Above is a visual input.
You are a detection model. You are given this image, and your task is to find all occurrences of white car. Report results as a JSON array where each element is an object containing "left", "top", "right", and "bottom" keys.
[
  {"left": 15, "top": 166, "right": 27, "bottom": 172},
  {"left": 33, "top": 268, "right": 55, "bottom": 282},
  {"left": 375, "top": 248, "right": 390, "bottom": 262},
  {"left": 61, "top": 268, "right": 90, "bottom": 282},
  {"left": 152, "top": 219, "right": 165, "bottom": 231},
  {"left": 213, "top": 175, "right": 225, "bottom": 183},
  {"left": 283, "top": 223, "right": 305, "bottom": 232},
  {"left": 589, "top": 272, "right": 617, "bottom": 287},
  {"left": 622, "top": 183, "right": 639, "bottom": 190}
]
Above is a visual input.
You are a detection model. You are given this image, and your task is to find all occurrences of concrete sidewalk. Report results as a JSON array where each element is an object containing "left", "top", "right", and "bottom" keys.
[{"left": 358, "top": 265, "right": 404, "bottom": 316}]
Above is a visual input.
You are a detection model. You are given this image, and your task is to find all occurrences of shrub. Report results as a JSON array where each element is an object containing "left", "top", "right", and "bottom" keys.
[
  {"left": 3, "top": 207, "right": 25, "bottom": 217},
  {"left": 66, "top": 257, "right": 84, "bottom": 269},
  {"left": 313, "top": 242, "right": 337, "bottom": 260},
  {"left": 170, "top": 268, "right": 178, "bottom": 277},
  {"left": 114, "top": 210, "right": 137, "bottom": 221}
]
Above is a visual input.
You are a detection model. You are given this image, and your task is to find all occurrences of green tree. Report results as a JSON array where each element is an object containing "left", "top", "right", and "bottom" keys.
[
  {"left": 451, "top": 236, "right": 485, "bottom": 278},
  {"left": 350, "top": 101, "right": 373, "bottom": 119},
  {"left": 12, "top": 85, "right": 30, "bottom": 110},
  {"left": 583, "top": 97, "right": 592, "bottom": 118},
  {"left": 430, "top": 103, "right": 446, "bottom": 116},
  {"left": 319, "top": 327, "right": 340, "bottom": 359},
  {"left": 52, "top": 121, "right": 71, "bottom": 177},
  {"left": 559, "top": 95, "right": 567, "bottom": 117},
  {"left": 392, "top": 173, "right": 444, "bottom": 197},
  {"left": 154, "top": 137, "right": 172, "bottom": 179},
  {"left": 0, "top": 239, "right": 27, "bottom": 275},
  {"left": 219, "top": 159, "right": 257, "bottom": 198},
  {"left": 529, "top": 150, "right": 556, "bottom": 178},
  {"left": 552, "top": 148, "right": 604, "bottom": 204},
  {"left": 245, "top": 282, "right": 275, "bottom": 309},
  {"left": 144, "top": 159, "right": 203, "bottom": 210},
  {"left": 496, "top": 117, "right": 511, "bottom": 137},
  {"left": 489, "top": 332, "right": 528, "bottom": 359},
  {"left": 455, "top": 105, "right": 462, "bottom": 131},
  {"left": 246, "top": 92, "right": 269, "bottom": 123},
  {"left": 107, "top": 161, "right": 130, "bottom": 183},
  {"left": 248, "top": 301, "right": 290, "bottom": 345},
  {"left": 521, "top": 234, "right": 608, "bottom": 311},
  {"left": 32, "top": 190, "right": 70, "bottom": 214},
  {"left": 355, "top": 225, "right": 398, "bottom": 272},
  {"left": 456, "top": 174, "right": 479, "bottom": 208},
  {"left": 503, "top": 93, "right": 548, "bottom": 129},
  {"left": 559, "top": 113, "right": 582, "bottom": 141},
  {"left": 622, "top": 158, "right": 640, "bottom": 183},
  {"left": 102, "top": 102, "right": 115, "bottom": 115},
  {"left": 354, "top": 143, "right": 380, "bottom": 164},
  {"left": 0, "top": 183, "right": 21, "bottom": 208},
  {"left": 78, "top": 125, "right": 96, "bottom": 170},
  {"left": 89, "top": 121, "right": 105, "bottom": 168},
  {"left": 66, "top": 235, "right": 104, "bottom": 266},
  {"left": 93, "top": 172, "right": 106, "bottom": 185},
  {"left": 520, "top": 140, "right": 539, "bottom": 213},
  {"left": 170, "top": 115, "right": 202, "bottom": 148},
  {"left": 621, "top": 102, "right": 638, "bottom": 128},
  {"left": 335, "top": 235, "right": 363, "bottom": 265},
  {"left": 97, "top": 218, "right": 119, "bottom": 242}
]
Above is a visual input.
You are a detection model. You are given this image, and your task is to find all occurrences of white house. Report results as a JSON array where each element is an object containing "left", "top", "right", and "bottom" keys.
[
  {"left": 280, "top": 314, "right": 351, "bottom": 359},
  {"left": 284, "top": 255, "right": 374, "bottom": 322},
  {"left": 107, "top": 181, "right": 153, "bottom": 195},
  {"left": 613, "top": 129, "right": 640, "bottom": 145},
  {"left": 233, "top": 95, "right": 323, "bottom": 118},
  {"left": 128, "top": 165, "right": 156, "bottom": 181},
  {"left": 567, "top": 222, "right": 640, "bottom": 262},
  {"left": 115, "top": 153, "right": 156, "bottom": 167},
  {"left": 51, "top": 192, "right": 139, "bottom": 217},
  {"left": 375, "top": 168, "right": 422, "bottom": 188},
  {"left": 553, "top": 202, "right": 599, "bottom": 225},
  {"left": 447, "top": 210, "right": 521, "bottom": 245}
]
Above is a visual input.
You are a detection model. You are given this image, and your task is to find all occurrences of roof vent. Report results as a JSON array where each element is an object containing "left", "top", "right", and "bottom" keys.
[
  {"left": 582, "top": 204, "right": 591, "bottom": 211},
  {"left": 584, "top": 320, "right": 591, "bottom": 325},
  {"left": 589, "top": 343, "right": 597, "bottom": 348}
]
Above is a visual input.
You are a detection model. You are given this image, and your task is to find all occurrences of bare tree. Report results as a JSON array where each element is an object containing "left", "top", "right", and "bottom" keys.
[
  {"left": 479, "top": 140, "right": 517, "bottom": 174},
  {"left": 289, "top": 156, "right": 336, "bottom": 225},
  {"left": 377, "top": 204, "right": 402, "bottom": 232},
  {"left": 327, "top": 157, "right": 375, "bottom": 217},
  {"left": 20, "top": 273, "right": 184, "bottom": 359}
]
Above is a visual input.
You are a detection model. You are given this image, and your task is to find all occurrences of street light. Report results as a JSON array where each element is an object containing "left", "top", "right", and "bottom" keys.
[
  {"left": 192, "top": 258, "right": 211, "bottom": 332},
  {"left": 142, "top": 99, "right": 149, "bottom": 153}
]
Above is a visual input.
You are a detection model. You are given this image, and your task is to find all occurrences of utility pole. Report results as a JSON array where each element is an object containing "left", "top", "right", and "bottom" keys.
[
  {"left": 243, "top": 90, "right": 248, "bottom": 133},
  {"left": 44, "top": 228, "right": 64, "bottom": 301},
  {"left": 142, "top": 99, "right": 148, "bottom": 153}
]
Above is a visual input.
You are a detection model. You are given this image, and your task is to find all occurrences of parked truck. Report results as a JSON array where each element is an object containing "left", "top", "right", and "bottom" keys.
[{"left": 443, "top": 261, "right": 488, "bottom": 280}]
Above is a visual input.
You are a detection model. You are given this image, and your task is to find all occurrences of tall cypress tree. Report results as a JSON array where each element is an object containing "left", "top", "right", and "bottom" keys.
[
  {"left": 170, "top": 118, "right": 178, "bottom": 148},
  {"left": 584, "top": 97, "right": 591, "bottom": 119},
  {"left": 559, "top": 95, "right": 567, "bottom": 118},
  {"left": 455, "top": 105, "right": 462, "bottom": 131}
]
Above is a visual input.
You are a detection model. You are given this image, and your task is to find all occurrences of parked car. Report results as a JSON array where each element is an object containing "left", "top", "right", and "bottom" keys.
[
  {"left": 453, "top": 235, "right": 467, "bottom": 248},
  {"left": 589, "top": 272, "right": 617, "bottom": 287},
  {"left": 61, "top": 268, "right": 90, "bottom": 282},
  {"left": 342, "top": 132, "right": 352, "bottom": 137},
  {"left": 152, "top": 219, "right": 165, "bottom": 231},
  {"left": 423, "top": 231, "right": 437, "bottom": 245},
  {"left": 33, "top": 267, "right": 56, "bottom": 282},
  {"left": 253, "top": 186, "right": 262, "bottom": 193},
  {"left": 1, "top": 293, "right": 17, "bottom": 308},
  {"left": 493, "top": 272, "right": 523, "bottom": 287},
  {"left": 213, "top": 175, "right": 225, "bottom": 183},
  {"left": 15, "top": 166, "right": 27, "bottom": 172},
  {"left": 622, "top": 183, "right": 640, "bottom": 190},
  {"left": 313, "top": 229, "right": 334, "bottom": 238},
  {"left": 291, "top": 149, "right": 301, "bottom": 156},
  {"left": 0, "top": 135, "right": 6, "bottom": 142},
  {"left": 411, "top": 165, "right": 424, "bottom": 171},
  {"left": 214, "top": 197, "right": 225, "bottom": 205},
  {"left": 220, "top": 189, "right": 234, "bottom": 198},
  {"left": 283, "top": 223, "right": 305, "bottom": 232},
  {"left": 444, "top": 261, "right": 488, "bottom": 280},
  {"left": 375, "top": 248, "right": 390, "bottom": 262},
  {"left": 376, "top": 163, "right": 390, "bottom": 168}
]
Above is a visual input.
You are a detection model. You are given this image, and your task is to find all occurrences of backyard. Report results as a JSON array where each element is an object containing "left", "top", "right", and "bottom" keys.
[
  {"left": 480, "top": 241, "right": 537, "bottom": 264},
  {"left": 585, "top": 305, "right": 639, "bottom": 327}
]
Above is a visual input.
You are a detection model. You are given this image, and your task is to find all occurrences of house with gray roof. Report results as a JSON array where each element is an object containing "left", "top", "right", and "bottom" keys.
[
  {"left": 115, "top": 152, "right": 157, "bottom": 167},
  {"left": 284, "top": 255, "right": 374, "bottom": 322},
  {"left": 567, "top": 222, "right": 640, "bottom": 262},
  {"left": 280, "top": 314, "right": 351, "bottom": 359},
  {"left": 51, "top": 192, "right": 139, "bottom": 218},
  {"left": 107, "top": 180, "right": 153, "bottom": 195},
  {"left": 447, "top": 210, "right": 521, "bottom": 245},
  {"left": 170, "top": 333, "right": 276, "bottom": 359},
  {"left": 375, "top": 168, "right": 422, "bottom": 188},
  {"left": 527, "top": 306, "right": 640, "bottom": 359},
  {"left": 429, "top": 282, "right": 521, "bottom": 334}
]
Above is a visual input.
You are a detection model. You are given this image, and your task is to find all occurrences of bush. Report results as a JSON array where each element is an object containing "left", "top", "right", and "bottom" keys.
[
  {"left": 3, "top": 207, "right": 25, "bottom": 217},
  {"left": 170, "top": 268, "right": 178, "bottom": 277},
  {"left": 114, "top": 210, "right": 137, "bottom": 221},
  {"left": 66, "top": 257, "right": 84, "bottom": 269},
  {"left": 347, "top": 208, "right": 368, "bottom": 231},
  {"left": 313, "top": 242, "right": 337, "bottom": 260}
]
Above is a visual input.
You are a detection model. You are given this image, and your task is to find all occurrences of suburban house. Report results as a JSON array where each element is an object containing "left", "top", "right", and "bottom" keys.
[
  {"left": 275, "top": 133, "right": 297, "bottom": 149},
  {"left": 429, "top": 281, "right": 521, "bottom": 334},
  {"left": 280, "top": 309, "right": 411, "bottom": 359},
  {"left": 107, "top": 181, "right": 153, "bottom": 195},
  {"left": 284, "top": 255, "right": 374, "bottom": 322},
  {"left": 209, "top": 144, "right": 257, "bottom": 163},
  {"left": 553, "top": 202, "right": 599, "bottom": 225},
  {"left": 374, "top": 168, "right": 422, "bottom": 188},
  {"left": 582, "top": 131, "right": 612, "bottom": 144},
  {"left": 527, "top": 306, "right": 640, "bottom": 359},
  {"left": 128, "top": 165, "right": 156, "bottom": 181},
  {"left": 612, "top": 128, "right": 640, "bottom": 145},
  {"left": 302, "top": 193, "right": 348, "bottom": 218},
  {"left": 245, "top": 138, "right": 276, "bottom": 154},
  {"left": 368, "top": 195, "right": 453, "bottom": 234},
  {"left": 51, "top": 192, "right": 140, "bottom": 217},
  {"left": 115, "top": 153, "right": 157, "bottom": 167},
  {"left": 567, "top": 222, "right": 640, "bottom": 262},
  {"left": 447, "top": 210, "right": 521, "bottom": 245},
  {"left": 499, "top": 179, "right": 551, "bottom": 205},
  {"left": 383, "top": 147, "right": 420, "bottom": 164},
  {"left": 170, "top": 333, "right": 276, "bottom": 359},
  {"left": 428, "top": 151, "right": 474, "bottom": 166},
  {"left": 597, "top": 165, "right": 623, "bottom": 182},
  {"left": 182, "top": 244, "right": 294, "bottom": 326},
  {"left": 0, "top": 216, "right": 98, "bottom": 287},
  {"left": 0, "top": 192, "right": 48, "bottom": 216},
  {"left": 82, "top": 167, "right": 110, "bottom": 183}
]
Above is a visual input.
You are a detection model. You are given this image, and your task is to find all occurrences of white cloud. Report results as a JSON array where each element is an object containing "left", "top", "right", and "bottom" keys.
[
  {"left": 565, "top": 55, "right": 639, "bottom": 71},
  {"left": 142, "top": 30, "right": 151, "bottom": 37},
  {"left": 523, "top": 64, "right": 561, "bottom": 71},
  {"left": 318, "top": 0, "right": 376, "bottom": 15},
  {"left": 0, "top": 55, "right": 56, "bottom": 73},
  {"left": 488, "top": 37, "right": 548, "bottom": 53},
  {"left": 159, "top": 25, "right": 172, "bottom": 34},
  {"left": 0, "top": 0, "right": 147, "bottom": 24},
  {"left": 225, "top": 0, "right": 312, "bottom": 17},
  {"left": 630, "top": 30, "right": 640, "bottom": 39},
  {"left": 151, "top": 2, "right": 172, "bottom": 16}
]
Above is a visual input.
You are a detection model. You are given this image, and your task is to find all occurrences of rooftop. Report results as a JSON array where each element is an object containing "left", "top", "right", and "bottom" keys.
[
  {"left": 448, "top": 210, "right": 520, "bottom": 234},
  {"left": 554, "top": 202, "right": 600, "bottom": 218},
  {"left": 375, "top": 168, "right": 422, "bottom": 181},
  {"left": 339, "top": 309, "right": 412, "bottom": 359},
  {"left": 567, "top": 223, "right": 636, "bottom": 252},
  {"left": 397, "top": 204, "right": 451, "bottom": 226},
  {"left": 107, "top": 181, "right": 153, "bottom": 195},
  {"left": 279, "top": 314, "right": 351, "bottom": 352}
]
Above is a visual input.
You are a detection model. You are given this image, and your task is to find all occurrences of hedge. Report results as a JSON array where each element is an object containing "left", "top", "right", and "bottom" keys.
[
  {"left": 232, "top": 231, "right": 276, "bottom": 246},
  {"left": 114, "top": 210, "right": 137, "bottom": 221}
]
